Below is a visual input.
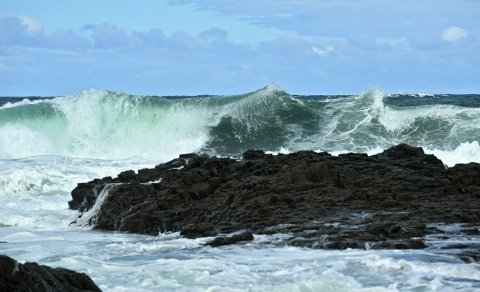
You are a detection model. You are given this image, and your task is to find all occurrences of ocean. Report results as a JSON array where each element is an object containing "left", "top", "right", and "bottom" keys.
[{"left": 0, "top": 84, "right": 479, "bottom": 291}]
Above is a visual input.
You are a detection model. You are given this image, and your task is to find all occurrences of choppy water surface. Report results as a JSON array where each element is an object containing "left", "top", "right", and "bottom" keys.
[
  {"left": 1, "top": 85, "right": 480, "bottom": 291},
  {"left": 1, "top": 226, "right": 479, "bottom": 291}
]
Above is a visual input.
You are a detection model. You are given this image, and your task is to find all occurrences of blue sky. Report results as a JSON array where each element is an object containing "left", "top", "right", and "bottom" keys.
[{"left": 0, "top": 0, "right": 479, "bottom": 96}]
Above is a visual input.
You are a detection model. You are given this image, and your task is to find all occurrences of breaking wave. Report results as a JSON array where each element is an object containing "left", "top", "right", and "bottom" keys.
[{"left": 1, "top": 85, "right": 479, "bottom": 165}]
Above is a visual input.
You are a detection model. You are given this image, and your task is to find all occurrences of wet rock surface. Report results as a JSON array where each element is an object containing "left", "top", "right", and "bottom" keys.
[
  {"left": 207, "top": 230, "right": 254, "bottom": 247},
  {"left": 70, "top": 144, "right": 480, "bottom": 254},
  {"left": 0, "top": 254, "right": 101, "bottom": 291}
]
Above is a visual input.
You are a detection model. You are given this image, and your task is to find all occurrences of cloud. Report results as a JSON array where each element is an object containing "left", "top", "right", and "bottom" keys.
[
  {"left": 258, "top": 32, "right": 312, "bottom": 56},
  {"left": 0, "top": 15, "right": 41, "bottom": 45},
  {"left": 46, "top": 30, "right": 92, "bottom": 49},
  {"left": 84, "top": 23, "right": 131, "bottom": 48},
  {"left": 1, "top": 9, "right": 478, "bottom": 96},
  {"left": 129, "top": 29, "right": 166, "bottom": 50},
  {"left": 0, "top": 15, "right": 91, "bottom": 49},
  {"left": 199, "top": 28, "right": 228, "bottom": 43},
  {"left": 170, "top": 0, "right": 480, "bottom": 40},
  {"left": 0, "top": 62, "right": 7, "bottom": 73},
  {"left": 16, "top": 15, "right": 43, "bottom": 36},
  {"left": 311, "top": 46, "right": 334, "bottom": 57},
  {"left": 0, "top": 14, "right": 234, "bottom": 52},
  {"left": 442, "top": 26, "right": 468, "bottom": 43}
]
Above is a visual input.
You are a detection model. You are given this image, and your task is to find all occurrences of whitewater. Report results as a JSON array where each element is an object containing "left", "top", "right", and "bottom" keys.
[{"left": 1, "top": 85, "right": 480, "bottom": 291}]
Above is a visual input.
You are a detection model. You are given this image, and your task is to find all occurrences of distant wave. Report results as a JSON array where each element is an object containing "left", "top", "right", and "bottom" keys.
[{"left": 1, "top": 85, "right": 479, "bottom": 165}]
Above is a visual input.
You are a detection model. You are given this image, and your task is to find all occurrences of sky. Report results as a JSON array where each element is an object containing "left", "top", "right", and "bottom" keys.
[{"left": 0, "top": 0, "right": 479, "bottom": 96}]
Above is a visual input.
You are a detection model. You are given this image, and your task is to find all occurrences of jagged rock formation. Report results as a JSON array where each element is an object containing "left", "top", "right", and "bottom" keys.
[
  {"left": 0, "top": 255, "right": 100, "bottom": 291},
  {"left": 69, "top": 144, "right": 480, "bottom": 251}
]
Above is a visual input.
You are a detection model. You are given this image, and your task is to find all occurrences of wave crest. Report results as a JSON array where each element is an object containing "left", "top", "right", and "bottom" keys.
[{"left": 0, "top": 86, "right": 479, "bottom": 165}]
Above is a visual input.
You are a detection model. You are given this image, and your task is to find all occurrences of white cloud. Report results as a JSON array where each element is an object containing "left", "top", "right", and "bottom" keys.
[
  {"left": 171, "top": 0, "right": 480, "bottom": 40},
  {"left": 312, "top": 46, "right": 334, "bottom": 57},
  {"left": 17, "top": 15, "right": 43, "bottom": 36},
  {"left": 199, "top": 28, "right": 228, "bottom": 42},
  {"left": 1, "top": 9, "right": 478, "bottom": 96},
  {"left": 442, "top": 26, "right": 468, "bottom": 43}
]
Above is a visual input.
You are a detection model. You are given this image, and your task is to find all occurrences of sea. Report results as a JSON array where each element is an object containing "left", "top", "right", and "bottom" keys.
[{"left": 0, "top": 84, "right": 479, "bottom": 291}]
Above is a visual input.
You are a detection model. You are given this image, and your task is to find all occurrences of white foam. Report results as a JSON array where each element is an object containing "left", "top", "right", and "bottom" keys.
[
  {"left": 0, "top": 98, "right": 46, "bottom": 109},
  {"left": 2, "top": 87, "right": 479, "bottom": 166},
  {"left": 426, "top": 141, "right": 480, "bottom": 167},
  {"left": 141, "top": 178, "right": 163, "bottom": 185},
  {"left": 1, "top": 227, "right": 478, "bottom": 291},
  {"left": 0, "top": 89, "right": 217, "bottom": 160},
  {"left": 0, "top": 156, "right": 155, "bottom": 196},
  {"left": 0, "top": 231, "right": 41, "bottom": 242},
  {"left": 265, "top": 147, "right": 291, "bottom": 155},
  {"left": 0, "top": 194, "right": 76, "bottom": 229},
  {"left": 51, "top": 89, "right": 212, "bottom": 160},
  {"left": 2, "top": 87, "right": 479, "bottom": 291},
  {"left": 0, "top": 124, "right": 58, "bottom": 158},
  {"left": 74, "top": 183, "right": 121, "bottom": 227},
  {"left": 0, "top": 155, "right": 155, "bottom": 229}
]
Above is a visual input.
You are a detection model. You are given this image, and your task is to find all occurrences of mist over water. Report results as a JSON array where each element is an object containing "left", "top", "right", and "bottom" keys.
[{"left": 1, "top": 85, "right": 480, "bottom": 290}]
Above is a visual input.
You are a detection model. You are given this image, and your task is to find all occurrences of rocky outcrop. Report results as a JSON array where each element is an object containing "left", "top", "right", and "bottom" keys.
[
  {"left": 69, "top": 144, "right": 480, "bottom": 251},
  {"left": 0, "top": 255, "right": 100, "bottom": 291}
]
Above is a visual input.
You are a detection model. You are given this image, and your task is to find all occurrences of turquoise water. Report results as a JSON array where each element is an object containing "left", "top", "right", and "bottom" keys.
[{"left": 1, "top": 85, "right": 479, "bottom": 162}]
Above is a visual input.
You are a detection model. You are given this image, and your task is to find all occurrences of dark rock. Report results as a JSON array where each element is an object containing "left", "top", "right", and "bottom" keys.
[
  {"left": 181, "top": 223, "right": 218, "bottom": 238},
  {"left": 372, "top": 239, "right": 426, "bottom": 250},
  {"left": 464, "top": 228, "right": 480, "bottom": 235},
  {"left": 0, "top": 254, "right": 100, "bottom": 291},
  {"left": 69, "top": 144, "right": 480, "bottom": 250},
  {"left": 208, "top": 230, "right": 254, "bottom": 247},
  {"left": 381, "top": 143, "right": 424, "bottom": 158},
  {"left": 447, "top": 163, "right": 480, "bottom": 194},
  {"left": 458, "top": 251, "right": 480, "bottom": 263},
  {"left": 117, "top": 170, "right": 136, "bottom": 182},
  {"left": 179, "top": 153, "right": 200, "bottom": 159},
  {"left": 243, "top": 150, "right": 272, "bottom": 160},
  {"left": 136, "top": 168, "right": 161, "bottom": 183}
]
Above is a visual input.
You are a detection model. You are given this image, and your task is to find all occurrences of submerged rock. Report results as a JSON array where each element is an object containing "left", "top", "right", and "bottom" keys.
[
  {"left": 69, "top": 144, "right": 480, "bottom": 251},
  {"left": 0, "top": 254, "right": 100, "bottom": 291},
  {"left": 208, "top": 230, "right": 254, "bottom": 247}
]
